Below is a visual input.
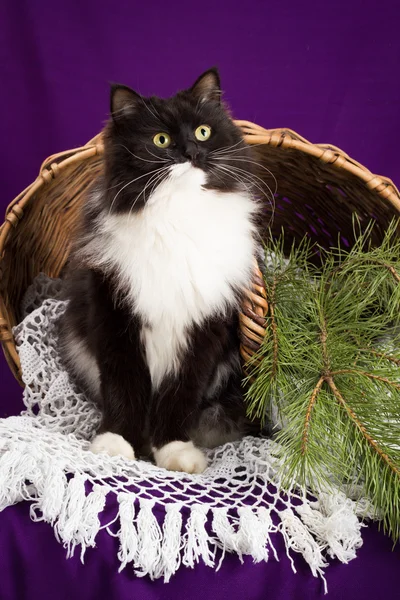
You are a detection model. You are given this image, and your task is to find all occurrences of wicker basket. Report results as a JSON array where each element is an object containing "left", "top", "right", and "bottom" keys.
[{"left": 1, "top": 121, "right": 400, "bottom": 385}]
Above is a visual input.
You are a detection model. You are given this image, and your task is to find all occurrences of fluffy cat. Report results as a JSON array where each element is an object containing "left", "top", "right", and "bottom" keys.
[{"left": 59, "top": 68, "right": 260, "bottom": 474}]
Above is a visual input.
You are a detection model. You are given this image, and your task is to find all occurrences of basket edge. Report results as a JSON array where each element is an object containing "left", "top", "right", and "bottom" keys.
[{"left": 1, "top": 121, "right": 399, "bottom": 384}]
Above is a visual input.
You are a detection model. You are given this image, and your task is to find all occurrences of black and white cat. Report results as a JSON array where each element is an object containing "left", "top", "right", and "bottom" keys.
[{"left": 59, "top": 69, "right": 260, "bottom": 474}]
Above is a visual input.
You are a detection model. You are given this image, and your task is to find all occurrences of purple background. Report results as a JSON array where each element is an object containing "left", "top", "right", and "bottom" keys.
[{"left": 1, "top": 1, "right": 399, "bottom": 598}]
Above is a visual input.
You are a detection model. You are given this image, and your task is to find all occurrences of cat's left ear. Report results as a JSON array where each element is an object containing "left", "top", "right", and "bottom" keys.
[
  {"left": 189, "top": 68, "right": 221, "bottom": 104},
  {"left": 110, "top": 84, "right": 141, "bottom": 119}
]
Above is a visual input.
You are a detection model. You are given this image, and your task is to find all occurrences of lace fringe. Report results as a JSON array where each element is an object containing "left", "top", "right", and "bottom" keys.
[{"left": 0, "top": 429, "right": 369, "bottom": 593}]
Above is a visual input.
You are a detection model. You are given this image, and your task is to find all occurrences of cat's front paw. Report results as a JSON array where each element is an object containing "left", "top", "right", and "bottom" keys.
[
  {"left": 89, "top": 432, "right": 136, "bottom": 460},
  {"left": 153, "top": 441, "right": 207, "bottom": 474}
]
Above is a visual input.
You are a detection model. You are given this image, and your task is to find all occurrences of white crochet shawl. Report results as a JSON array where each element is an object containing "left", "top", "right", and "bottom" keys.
[{"left": 0, "top": 275, "right": 375, "bottom": 592}]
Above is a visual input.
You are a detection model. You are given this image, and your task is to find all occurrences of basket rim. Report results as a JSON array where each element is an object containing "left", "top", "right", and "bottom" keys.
[{"left": 1, "top": 120, "right": 399, "bottom": 384}]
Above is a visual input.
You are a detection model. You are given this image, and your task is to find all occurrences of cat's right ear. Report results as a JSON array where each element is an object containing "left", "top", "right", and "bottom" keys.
[
  {"left": 110, "top": 84, "right": 141, "bottom": 120},
  {"left": 189, "top": 68, "right": 221, "bottom": 104}
]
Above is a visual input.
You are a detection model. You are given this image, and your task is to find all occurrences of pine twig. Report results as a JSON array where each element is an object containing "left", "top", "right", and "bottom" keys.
[
  {"left": 326, "top": 377, "right": 400, "bottom": 478},
  {"left": 363, "top": 348, "right": 400, "bottom": 367},
  {"left": 331, "top": 369, "right": 400, "bottom": 391},
  {"left": 376, "top": 261, "right": 400, "bottom": 283},
  {"left": 320, "top": 315, "right": 330, "bottom": 373},
  {"left": 300, "top": 316, "right": 330, "bottom": 454},
  {"left": 325, "top": 257, "right": 400, "bottom": 287},
  {"left": 301, "top": 377, "right": 325, "bottom": 455},
  {"left": 269, "top": 277, "right": 279, "bottom": 379}
]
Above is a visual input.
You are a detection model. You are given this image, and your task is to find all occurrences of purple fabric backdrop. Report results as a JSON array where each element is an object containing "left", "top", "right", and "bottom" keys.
[
  {"left": 1, "top": 1, "right": 399, "bottom": 598},
  {"left": 1, "top": 0, "right": 400, "bottom": 415},
  {"left": 0, "top": 501, "right": 398, "bottom": 600}
]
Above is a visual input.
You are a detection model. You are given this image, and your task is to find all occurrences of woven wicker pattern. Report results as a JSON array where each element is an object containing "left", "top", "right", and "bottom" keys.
[{"left": 1, "top": 122, "right": 400, "bottom": 384}]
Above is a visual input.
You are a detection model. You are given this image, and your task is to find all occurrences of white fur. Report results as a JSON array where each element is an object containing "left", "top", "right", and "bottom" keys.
[
  {"left": 90, "top": 432, "right": 136, "bottom": 460},
  {"left": 82, "top": 163, "right": 256, "bottom": 389},
  {"left": 153, "top": 440, "right": 207, "bottom": 474}
]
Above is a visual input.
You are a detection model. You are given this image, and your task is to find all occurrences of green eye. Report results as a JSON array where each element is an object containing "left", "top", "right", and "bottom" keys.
[
  {"left": 153, "top": 132, "right": 171, "bottom": 148},
  {"left": 195, "top": 125, "right": 212, "bottom": 141}
]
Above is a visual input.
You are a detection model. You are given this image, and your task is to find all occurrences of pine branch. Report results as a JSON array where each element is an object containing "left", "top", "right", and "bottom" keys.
[
  {"left": 326, "top": 376, "right": 400, "bottom": 478},
  {"left": 320, "top": 315, "right": 330, "bottom": 373},
  {"left": 331, "top": 369, "right": 400, "bottom": 391},
  {"left": 381, "top": 263, "right": 400, "bottom": 283},
  {"left": 363, "top": 348, "right": 400, "bottom": 367},
  {"left": 245, "top": 220, "right": 400, "bottom": 541},
  {"left": 301, "top": 377, "right": 324, "bottom": 455}
]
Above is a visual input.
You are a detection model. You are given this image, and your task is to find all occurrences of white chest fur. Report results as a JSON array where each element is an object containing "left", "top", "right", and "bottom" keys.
[{"left": 93, "top": 164, "right": 256, "bottom": 389}]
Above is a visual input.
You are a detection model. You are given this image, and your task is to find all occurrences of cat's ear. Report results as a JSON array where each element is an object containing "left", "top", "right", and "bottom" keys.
[
  {"left": 189, "top": 68, "right": 221, "bottom": 104},
  {"left": 110, "top": 84, "right": 141, "bottom": 119}
]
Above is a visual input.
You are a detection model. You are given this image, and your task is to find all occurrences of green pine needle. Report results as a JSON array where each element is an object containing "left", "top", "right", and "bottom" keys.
[{"left": 245, "top": 219, "right": 400, "bottom": 542}]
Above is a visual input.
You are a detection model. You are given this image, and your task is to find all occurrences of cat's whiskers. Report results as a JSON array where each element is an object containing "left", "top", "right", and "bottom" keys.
[
  {"left": 212, "top": 158, "right": 276, "bottom": 199},
  {"left": 232, "top": 166, "right": 276, "bottom": 223},
  {"left": 148, "top": 169, "right": 170, "bottom": 200},
  {"left": 209, "top": 139, "right": 245, "bottom": 156},
  {"left": 212, "top": 164, "right": 252, "bottom": 194},
  {"left": 211, "top": 162, "right": 276, "bottom": 221},
  {"left": 212, "top": 141, "right": 272, "bottom": 164},
  {"left": 108, "top": 167, "right": 169, "bottom": 215},
  {"left": 212, "top": 155, "right": 278, "bottom": 195},
  {"left": 103, "top": 180, "right": 133, "bottom": 192},
  {"left": 213, "top": 163, "right": 276, "bottom": 230},
  {"left": 144, "top": 168, "right": 170, "bottom": 202},
  {"left": 145, "top": 147, "right": 170, "bottom": 163},
  {"left": 217, "top": 162, "right": 277, "bottom": 227},
  {"left": 211, "top": 161, "right": 268, "bottom": 195},
  {"left": 210, "top": 143, "right": 278, "bottom": 209},
  {"left": 225, "top": 161, "right": 277, "bottom": 222},
  {"left": 228, "top": 164, "right": 275, "bottom": 217},
  {"left": 226, "top": 141, "right": 269, "bottom": 152},
  {"left": 208, "top": 166, "right": 226, "bottom": 187},
  {"left": 210, "top": 140, "right": 272, "bottom": 156},
  {"left": 119, "top": 144, "right": 168, "bottom": 164},
  {"left": 127, "top": 166, "right": 171, "bottom": 223}
]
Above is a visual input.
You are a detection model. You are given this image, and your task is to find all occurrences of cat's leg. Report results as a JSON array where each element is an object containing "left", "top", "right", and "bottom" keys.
[
  {"left": 150, "top": 314, "right": 244, "bottom": 474},
  {"left": 90, "top": 359, "right": 150, "bottom": 460},
  {"left": 191, "top": 372, "right": 260, "bottom": 449},
  {"left": 85, "top": 273, "right": 151, "bottom": 460},
  {"left": 150, "top": 376, "right": 208, "bottom": 474}
]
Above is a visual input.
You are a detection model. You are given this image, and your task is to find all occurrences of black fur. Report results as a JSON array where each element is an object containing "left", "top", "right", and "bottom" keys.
[
  {"left": 59, "top": 68, "right": 259, "bottom": 460},
  {"left": 101, "top": 67, "right": 255, "bottom": 215}
]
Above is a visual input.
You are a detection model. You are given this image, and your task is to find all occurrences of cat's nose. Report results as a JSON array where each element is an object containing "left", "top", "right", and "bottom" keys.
[{"left": 183, "top": 142, "right": 199, "bottom": 161}]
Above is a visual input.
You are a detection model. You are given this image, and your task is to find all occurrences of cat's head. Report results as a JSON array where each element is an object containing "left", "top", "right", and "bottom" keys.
[{"left": 103, "top": 68, "right": 256, "bottom": 214}]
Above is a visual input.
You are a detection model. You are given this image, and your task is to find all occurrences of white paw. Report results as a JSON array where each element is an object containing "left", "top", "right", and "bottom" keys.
[
  {"left": 89, "top": 432, "right": 135, "bottom": 460},
  {"left": 153, "top": 441, "right": 207, "bottom": 474}
]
